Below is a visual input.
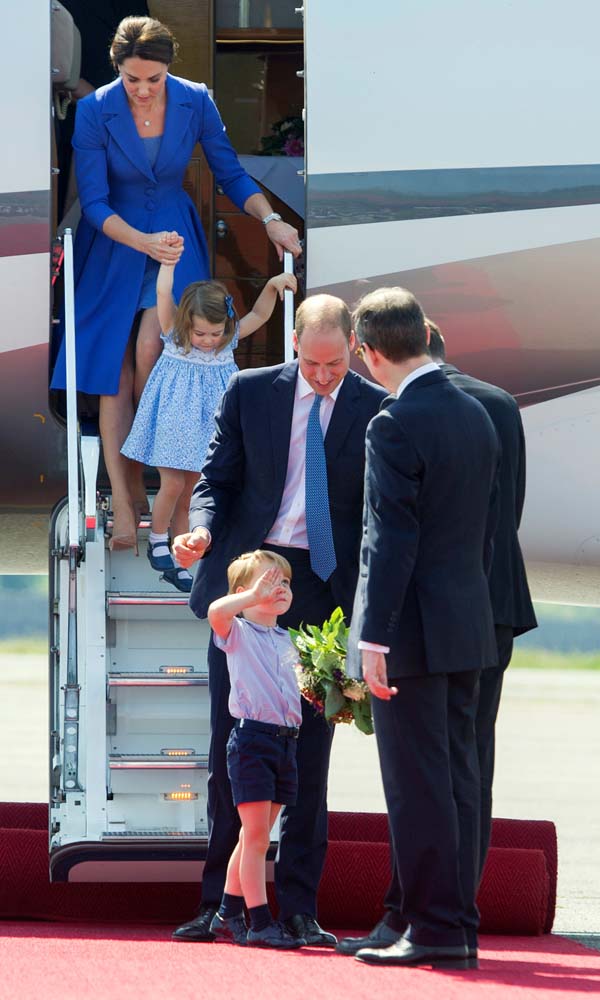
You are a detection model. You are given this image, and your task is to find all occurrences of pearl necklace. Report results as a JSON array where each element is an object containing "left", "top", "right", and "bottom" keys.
[{"left": 143, "top": 119, "right": 151, "bottom": 127}]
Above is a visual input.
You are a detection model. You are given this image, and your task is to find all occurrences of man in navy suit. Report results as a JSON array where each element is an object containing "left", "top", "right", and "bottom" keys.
[
  {"left": 171, "top": 294, "right": 386, "bottom": 946},
  {"left": 427, "top": 322, "right": 537, "bottom": 871},
  {"left": 345, "top": 287, "right": 500, "bottom": 970}
]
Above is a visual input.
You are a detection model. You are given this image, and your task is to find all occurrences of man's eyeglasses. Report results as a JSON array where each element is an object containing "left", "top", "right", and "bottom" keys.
[{"left": 355, "top": 342, "right": 368, "bottom": 361}]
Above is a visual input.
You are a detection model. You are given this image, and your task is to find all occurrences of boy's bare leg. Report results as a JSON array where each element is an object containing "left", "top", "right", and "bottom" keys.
[{"left": 238, "top": 802, "right": 281, "bottom": 907}]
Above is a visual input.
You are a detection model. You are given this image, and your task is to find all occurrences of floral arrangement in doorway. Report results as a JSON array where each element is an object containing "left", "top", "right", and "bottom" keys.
[
  {"left": 289, "top": 607, "right": 373, "bottom": 734},
  {"left": 258, "top": 115, "right": 304, "bottom": 156}
]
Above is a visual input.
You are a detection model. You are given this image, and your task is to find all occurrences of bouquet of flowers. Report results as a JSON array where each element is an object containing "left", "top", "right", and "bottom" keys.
[
  {"left": 289, "top": 607, "right": 373, "bottom": 735},
  {"left": 258, "top": 115, "right": 304, "bottom": 157}
]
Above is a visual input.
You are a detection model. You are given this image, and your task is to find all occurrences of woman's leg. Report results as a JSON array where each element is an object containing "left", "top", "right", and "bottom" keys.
[
  {"left": 134, "top": 306, "right": 162, "bottom": 404},
  {"left": 152, "top": 468, "right": 185, "bottom": 535},
  {"left": 238, "top": 801, "right": 280, "bottom": 908},
  {"left": 171, "top": 471, "right": 201, "bottom": 540},
  {"left": 99, "top": 337, "right": 137, "bottom": 547}
]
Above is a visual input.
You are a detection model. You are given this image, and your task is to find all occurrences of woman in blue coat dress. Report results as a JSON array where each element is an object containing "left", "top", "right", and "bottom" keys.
[{"left": 51, "top": 16, "right": 301, "bottom": 548}]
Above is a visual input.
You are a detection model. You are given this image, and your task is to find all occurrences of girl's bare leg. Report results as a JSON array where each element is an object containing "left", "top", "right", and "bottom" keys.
[
  {"left": 152, "top": 467, "right": 185, "bottom": 535},
  {"left": 238, "top": 802, "right": 281, "bottom": 908},
  {"left": 171, "top": 471, "right": 201, "bottom": 540}
]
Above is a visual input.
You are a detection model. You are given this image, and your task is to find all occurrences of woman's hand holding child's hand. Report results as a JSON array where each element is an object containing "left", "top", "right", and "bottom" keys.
[{"left": 145, "top": 230, "right": 185, "bottom": 265}]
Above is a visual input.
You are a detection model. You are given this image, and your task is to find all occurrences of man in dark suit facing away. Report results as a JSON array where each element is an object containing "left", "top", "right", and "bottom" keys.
[
  {"left": 171, "top": 294, "right": 387, "bottom": 946},
  {"left": 344, "top": 287, "right": 501, "bottom": 970},
  {"left": 427, "top": 321, "right": 537, "bottom": 870}
]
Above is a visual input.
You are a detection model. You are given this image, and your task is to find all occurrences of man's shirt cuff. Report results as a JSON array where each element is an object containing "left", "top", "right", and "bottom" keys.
[{"left": 358, "top": 640, "right": 390, "bottom": 654}]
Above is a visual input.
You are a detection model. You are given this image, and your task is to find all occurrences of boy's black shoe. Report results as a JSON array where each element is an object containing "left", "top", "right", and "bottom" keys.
[
  {"left": 209, "top": 911, "right": 248, "bottom": 946},
  {"left": 172, "top": 905, "right": 217, "bottom": 942},
  {"left": 247, "top": 921, "right": 306, "bottom": 950}
]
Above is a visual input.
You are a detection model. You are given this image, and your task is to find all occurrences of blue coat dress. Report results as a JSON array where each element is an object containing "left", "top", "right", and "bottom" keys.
[{"left": 51, "top": 74, "right": 261, "bottom": 396}]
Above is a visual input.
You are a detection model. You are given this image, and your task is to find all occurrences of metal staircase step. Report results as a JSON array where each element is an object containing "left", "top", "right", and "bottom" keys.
[
  {"left": 109, "top": 753, "right": 208, "bottom": 769},
  {"left": 106, "top": 592, "right": 193, "bottom": 620},
  {"left": 108, "top": 671, "right": 208, "bottom": 687},
  {"left": 102, "top": 830, "right": 205, "bottom": 840}
]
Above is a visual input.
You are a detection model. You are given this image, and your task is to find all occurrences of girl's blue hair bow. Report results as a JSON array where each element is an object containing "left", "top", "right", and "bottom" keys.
[{"left": 224, "top": 294, "right": 235, "bottom": 319}]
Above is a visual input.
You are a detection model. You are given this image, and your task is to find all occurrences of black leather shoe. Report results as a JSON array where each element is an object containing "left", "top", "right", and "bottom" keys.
[
  {"left": 336, "top": 917, "right": 402, "bottom": 955},
  {"left": 284, "top": 914, "right": 337, "bottom": 947},
  {"left": 247, "top": 921, "right": 306, "bottom": 950},
  {"left": 172, "top": 906, "right": 217, "bottom": 942},
  {"left": 209, "top": 911, "right": 247, "bottom": 945},
  {"left": 356, "top": 937, "right": 470, "bottom": 969}
]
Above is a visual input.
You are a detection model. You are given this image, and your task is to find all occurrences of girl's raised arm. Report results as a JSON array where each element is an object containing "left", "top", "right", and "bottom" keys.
[
  {"left": 238, "top": 272, "right": 297, "bottom": 340},
  {"left": 156, "top": 233, "right": 184, "bottom": 334}
]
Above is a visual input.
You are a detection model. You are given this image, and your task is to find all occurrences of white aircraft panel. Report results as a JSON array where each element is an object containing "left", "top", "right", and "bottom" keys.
[
  {"left": 305, "top": 0, "right": 600, "bottom": 174},
  {"left": 306, "top": 203, "right": 600, "bottom": 289},
  {"left": 520, "top": 385, "right": 600, "bottom": 566},
  {"left": 1, "top": 3, "right": 50, "bottom": 194},
  {"left": 0, "top": 253, "right": 50, "bottom": 352}
]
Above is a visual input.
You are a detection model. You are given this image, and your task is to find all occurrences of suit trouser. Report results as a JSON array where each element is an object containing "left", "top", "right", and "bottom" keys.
[
  {"left": 375, "top": 669, "right": 481, "bottom": 948},
  {"left": 477, "top": 625, "right": 513, "bottom": 878},
  {"left": 200, "top": 545, "right": 338, "bottom": 918}
]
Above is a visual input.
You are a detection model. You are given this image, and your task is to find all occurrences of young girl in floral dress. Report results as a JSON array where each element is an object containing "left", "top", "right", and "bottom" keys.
[{"left": 122, "top": 237, "right": 296, "bottom": 591}]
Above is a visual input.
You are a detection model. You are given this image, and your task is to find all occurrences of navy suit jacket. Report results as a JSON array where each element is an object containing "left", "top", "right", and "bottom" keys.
[
  {"left": 441, "top": 365, "right": 537, "bottom": 636},
  {"left": 188, "top": 362, "right": 387, "bottom": 619},
  {"left": 348, "top": 369, "right": 501, "bottom": 679}
]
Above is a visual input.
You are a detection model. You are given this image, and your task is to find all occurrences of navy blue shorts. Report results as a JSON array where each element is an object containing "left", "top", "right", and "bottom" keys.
[{"left": 226, "top": 720, "right": 298, "bottom": 807}]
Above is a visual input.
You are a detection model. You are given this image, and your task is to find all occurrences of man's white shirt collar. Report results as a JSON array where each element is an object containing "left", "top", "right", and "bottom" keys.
[
  {"left": 297, "top": 368, "right": 344, "bottom": 402},
  {"left": 396, "top": 361, "right": 440, "bottom": 398}
]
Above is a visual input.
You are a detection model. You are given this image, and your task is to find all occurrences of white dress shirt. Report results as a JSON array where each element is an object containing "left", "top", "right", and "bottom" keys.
[
  {"left": 265, "top": 370, "right": 343, "bottom": 548},
  {"left": 358, "top": 361, "right": 440, "bottom": 655}
]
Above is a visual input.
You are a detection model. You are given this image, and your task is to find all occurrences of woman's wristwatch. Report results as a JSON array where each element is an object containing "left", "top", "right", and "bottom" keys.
[{"left": 261, "top": 212, "right": 283, "bottom": 226}]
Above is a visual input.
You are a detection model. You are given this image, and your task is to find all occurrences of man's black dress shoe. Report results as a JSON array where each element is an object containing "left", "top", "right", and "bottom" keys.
[
  {"left": 209, "top": 911, "right": 248, "bottom": 945},
  {"left": 356, "top": 937, "right": 472, "bottom": 970},
  {"left": 172, "top": 905, "right": 217, "bottom": 942},
  {"left": 284, "top": 914, "right": 337, "bottom": 947},
  {"left": 336, "top": 917, "right": 402, "bottom": 955},
  {"left": 247, "top": 921, "right": 306, "bottom": 950}
]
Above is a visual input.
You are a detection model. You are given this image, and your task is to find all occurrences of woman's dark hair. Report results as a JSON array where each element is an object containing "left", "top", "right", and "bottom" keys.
[{"left": 110, "top": 16, "right": 178, "bottom": 70}]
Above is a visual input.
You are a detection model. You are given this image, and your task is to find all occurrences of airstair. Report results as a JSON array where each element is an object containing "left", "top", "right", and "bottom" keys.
[
  {"left": 49, "top": 231, "right": 212, "bottom": 881},
  {"left": 48, "top": 234, "right": 295, "bottom": 882}
]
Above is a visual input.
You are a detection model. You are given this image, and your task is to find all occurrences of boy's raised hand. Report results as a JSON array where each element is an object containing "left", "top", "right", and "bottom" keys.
[
  {"left": 250, "top": 566, "right": 285, "bottom": 605},
  {"left": 269, "top": 272, "right": 298, "bottom": 300}
]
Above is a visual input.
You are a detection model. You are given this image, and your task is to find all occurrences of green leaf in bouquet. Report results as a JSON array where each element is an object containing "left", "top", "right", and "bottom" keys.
[
  {"left": 307, "top": 624, "right": 324, "bottom": 644},
  {"left": 312, "top": 648, "right": 341, "bottom": 676},
  {"left": 352, "top": 698, "right": 374, "bottom": 736},
  {"left": 324, "top": 682, "right": 346, "bottom": 719}
]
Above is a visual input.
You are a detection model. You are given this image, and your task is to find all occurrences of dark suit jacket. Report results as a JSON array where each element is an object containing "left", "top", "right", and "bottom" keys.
[
  {"left": 189, "top": 362, "right": 387, "bottom": 619},
  {"left": 441, "top": 364, "right": 537, "bottom": 637},
  {"left": 348, "top": 369, "right": 501, "bottom": 679}
]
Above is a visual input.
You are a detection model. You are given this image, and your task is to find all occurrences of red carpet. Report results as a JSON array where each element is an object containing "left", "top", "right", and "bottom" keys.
[
  {"left": 0, "top": 923, "right": 598, "bottom": 1000},
  {"left": 0, "top": 804, "right": 557, "bottom": 935}
]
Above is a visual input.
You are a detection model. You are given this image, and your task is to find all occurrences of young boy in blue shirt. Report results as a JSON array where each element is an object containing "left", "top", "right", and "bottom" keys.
[{"left": 207, "top": 549, "right": 305, "bottom": 949}]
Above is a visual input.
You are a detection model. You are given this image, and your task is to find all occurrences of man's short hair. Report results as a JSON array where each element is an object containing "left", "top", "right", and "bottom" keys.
[
  {"left": 295, "top": 294, "right": 352, "bottom": 341},
  {"left": 425, "top": 318, "right": 446, "bottom": 362},
  {"left": 227, "top": 549, "right": 292, "bottom": 593},
  {"left": 353, "top": 287, "right": 428, "bottom": 362}
]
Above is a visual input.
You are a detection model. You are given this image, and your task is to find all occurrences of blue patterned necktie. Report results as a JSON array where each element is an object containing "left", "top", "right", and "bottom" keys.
[{"left": 305, "top": 393, "right": 337, "bottom": 581}]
